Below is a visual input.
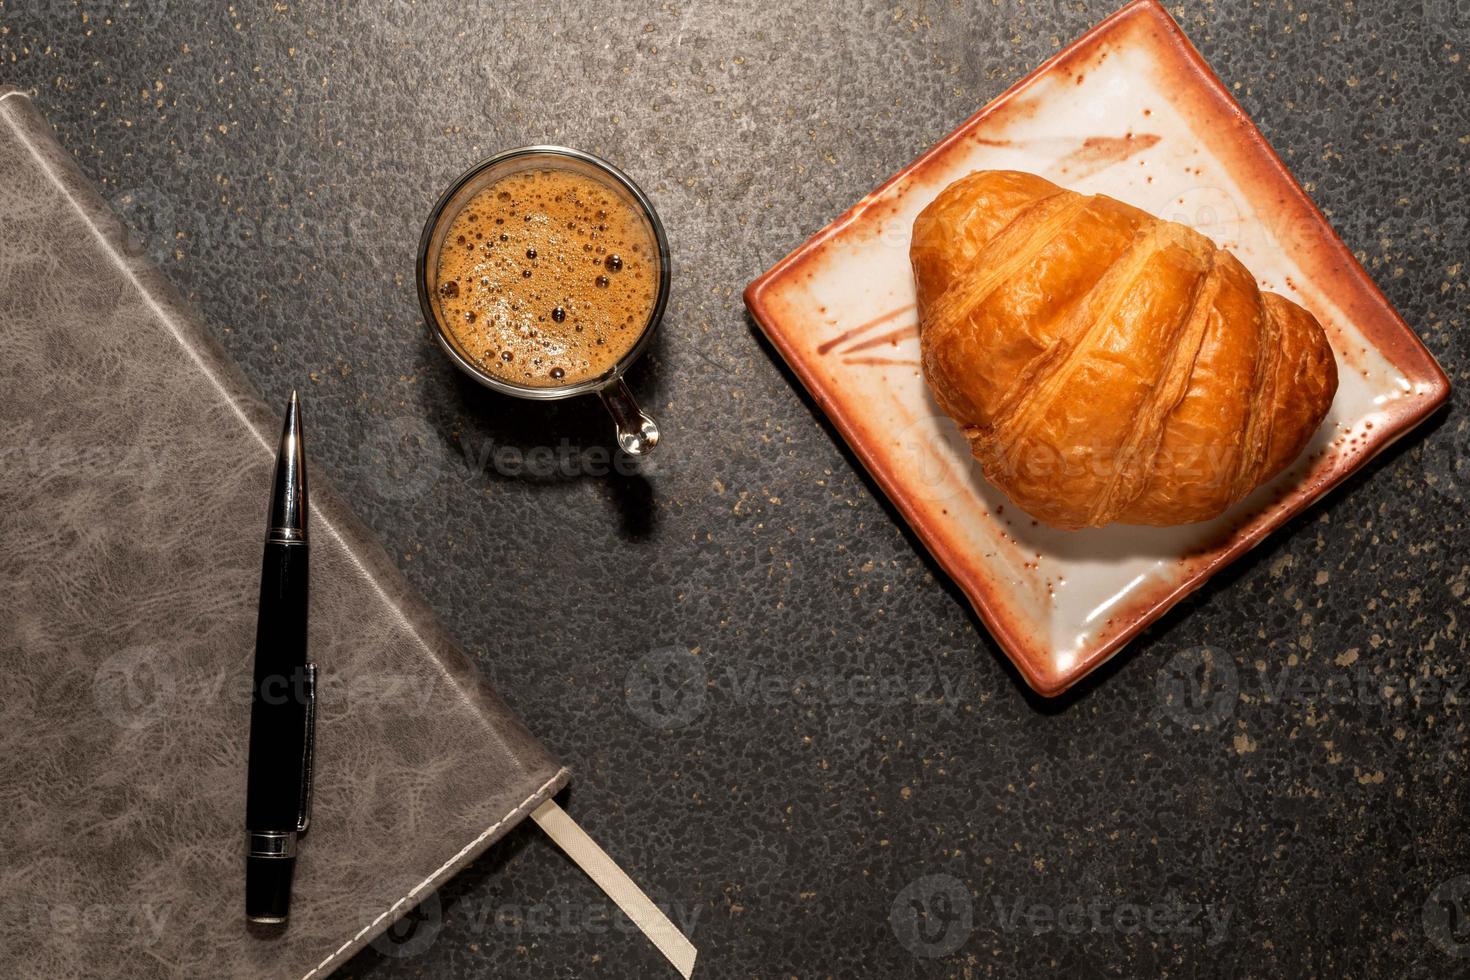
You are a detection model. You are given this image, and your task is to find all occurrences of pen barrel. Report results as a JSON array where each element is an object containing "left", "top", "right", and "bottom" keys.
[{"left": 245, "top": 540, "right": 311, "bottom": 831}]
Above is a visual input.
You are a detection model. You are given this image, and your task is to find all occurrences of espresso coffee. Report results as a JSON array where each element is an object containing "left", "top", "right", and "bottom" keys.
[{"left": 433, "top": 168, "right": 659, "bottom": 388}]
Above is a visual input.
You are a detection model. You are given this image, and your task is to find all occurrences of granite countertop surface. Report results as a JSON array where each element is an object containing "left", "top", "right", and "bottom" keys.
[{"left": 4, "top": 0, "right": 1468, "bottom": 976}]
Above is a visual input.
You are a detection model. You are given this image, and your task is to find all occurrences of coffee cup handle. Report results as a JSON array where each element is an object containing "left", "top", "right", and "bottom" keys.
[{"left": 598, "top": 377, "right": 659, "bottom": 456}]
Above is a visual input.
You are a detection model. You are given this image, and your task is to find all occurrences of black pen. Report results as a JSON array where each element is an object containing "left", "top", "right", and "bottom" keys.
[{"left": 245, "top": 391, "right": 317, "bottom": 924}]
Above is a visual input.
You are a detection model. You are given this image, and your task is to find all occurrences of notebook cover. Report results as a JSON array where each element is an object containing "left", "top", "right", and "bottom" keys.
[{"left": 0, "top": 88, "right": 570, "bottom": 979}]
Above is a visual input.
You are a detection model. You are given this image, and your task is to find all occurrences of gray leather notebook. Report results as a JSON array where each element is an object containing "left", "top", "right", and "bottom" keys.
[{"left": 0, "top": 88, "right": 570, "bottom": 979}]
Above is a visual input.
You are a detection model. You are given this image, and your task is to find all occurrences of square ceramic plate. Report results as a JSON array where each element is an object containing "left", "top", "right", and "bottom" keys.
[{"left": 744, "top": 0, "right": 1450, "bottom": 696}]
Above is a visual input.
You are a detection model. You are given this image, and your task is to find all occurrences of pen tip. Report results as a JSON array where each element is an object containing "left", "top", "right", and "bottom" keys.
[{"left": 268, "top": 388, "right": 307, "bottom": 539}]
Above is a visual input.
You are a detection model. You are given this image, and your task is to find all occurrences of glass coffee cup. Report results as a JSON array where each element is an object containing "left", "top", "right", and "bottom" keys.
[{"left": 417, "top": 146, "right": 669, "bottom": 455}]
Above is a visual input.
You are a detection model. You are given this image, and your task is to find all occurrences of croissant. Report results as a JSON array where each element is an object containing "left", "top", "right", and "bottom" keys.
[{"left": 910, "top": 170, "right": 1338, "bottom": 530}]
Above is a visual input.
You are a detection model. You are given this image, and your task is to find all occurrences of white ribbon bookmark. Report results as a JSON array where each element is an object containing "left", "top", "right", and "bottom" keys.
[{"left": 531, "top": 800, "right": 698, "bottom": 979}]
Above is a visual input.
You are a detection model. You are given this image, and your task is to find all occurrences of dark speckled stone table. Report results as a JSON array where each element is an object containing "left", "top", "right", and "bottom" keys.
[{"left": 5, "top": 0, "right": 1469, "bottom": 976}]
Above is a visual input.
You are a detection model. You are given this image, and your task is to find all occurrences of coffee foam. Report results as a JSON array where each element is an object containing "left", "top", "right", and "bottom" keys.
[{"left": 434, "top": 168, "right": 658, "bottom": 388}]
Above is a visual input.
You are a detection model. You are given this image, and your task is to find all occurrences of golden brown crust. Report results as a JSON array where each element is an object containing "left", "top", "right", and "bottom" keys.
[{"left": 911, "top": 170, "right": 1339, "bottom": 529}]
